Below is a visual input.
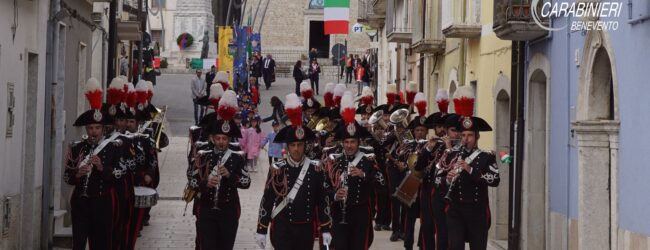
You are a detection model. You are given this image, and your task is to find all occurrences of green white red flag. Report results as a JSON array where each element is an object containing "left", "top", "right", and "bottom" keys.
[{"left": 324, "top": 0, "right": 350, "bottom": 34}]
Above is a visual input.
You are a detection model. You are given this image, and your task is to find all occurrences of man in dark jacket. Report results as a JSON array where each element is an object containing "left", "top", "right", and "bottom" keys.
[{"left": 262, "top": 54, "right": 276, "bottom": 90}]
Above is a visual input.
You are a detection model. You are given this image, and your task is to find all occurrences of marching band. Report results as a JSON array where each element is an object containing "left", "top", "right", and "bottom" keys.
[{"left": 66, "top": 73, "right": 499, "bottom": 250}]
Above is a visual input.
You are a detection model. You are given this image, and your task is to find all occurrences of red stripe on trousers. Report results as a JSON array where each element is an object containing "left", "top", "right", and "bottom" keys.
[
  {"left": 365, "top": 204, "right": 371, "bottom": 250},
  {"left": 324, "top": 21, "right": 349, "bottom": 35}
]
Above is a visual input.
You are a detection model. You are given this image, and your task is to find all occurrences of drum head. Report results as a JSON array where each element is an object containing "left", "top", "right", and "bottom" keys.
[{"left": 134, "top": 186, "right": 157, "bottom": 196}]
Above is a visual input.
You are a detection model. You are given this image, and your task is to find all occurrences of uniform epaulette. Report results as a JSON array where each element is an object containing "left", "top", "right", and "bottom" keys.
[
  {"left": 197, "top": 150, "right": 212, "bottom": 155},
  {"left": 194, "top": 141, "right": 209, "bottom": 147},
  {"left": 360, "top": 145, "right": 374, "bottom": 151},
  {"left": 363, "top": 153, "right": 376, "bottom": 160},
  {"left": 189, "top": 125, "right": 201, "bottom": 131},
  {"left": 231, "top": 150, "right": 245, "bottom": 156},
  {"left": 229, "top": 142, "right": 240, "bottom": 147},
  {"left": 272, "top": 160, "right": 287, "bottom": 169},
  {"left": 70, "top": 140, "right": 83, "bottom": 146}
]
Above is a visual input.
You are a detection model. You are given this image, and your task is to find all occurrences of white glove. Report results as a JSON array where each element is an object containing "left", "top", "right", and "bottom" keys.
[
  {"left": 322, "top": 232, "right": 332, "bottom": 246},
  {"left": 255, "top": 233, "right": 267, "bottom": 249}
]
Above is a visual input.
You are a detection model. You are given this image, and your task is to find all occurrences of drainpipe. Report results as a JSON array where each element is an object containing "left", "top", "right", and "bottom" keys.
[
  {"left": 508, "top": 40, "right": 525, "bottom": 250},
  {"left": 107, "top": 0, "right": 117, "bottom": 80},
  {"left": 41, "top": 0, "right": 60, "bottom": 248}
]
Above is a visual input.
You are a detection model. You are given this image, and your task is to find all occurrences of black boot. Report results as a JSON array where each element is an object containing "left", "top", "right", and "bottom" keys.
[
  {"left": 390, "top": 231, "right": 400, "bottom": 242},
  {"left": 374, "top": 224, "right": 382, "bottom": 231}
]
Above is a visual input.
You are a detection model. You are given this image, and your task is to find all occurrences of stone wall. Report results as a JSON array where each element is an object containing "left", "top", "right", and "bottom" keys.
[{"left": 243, "top": 0, "right": 371, "bottom": 53}]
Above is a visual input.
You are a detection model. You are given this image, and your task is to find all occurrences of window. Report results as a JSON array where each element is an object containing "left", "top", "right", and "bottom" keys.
[
  {"left": 151, "top": 0, "right": 165, "bottom": 9},
  {"left": 6, "top": 83, "right": 14, "bottom": 138},
  {"left": 309, "top": 0, "right": 324, "bottom": 9},
  {"left": 151, "top": 30, "right": 163, "bottom": 50}
]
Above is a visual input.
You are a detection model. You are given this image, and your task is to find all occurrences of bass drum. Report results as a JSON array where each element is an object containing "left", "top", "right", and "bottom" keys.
[{"left": 393, "top": 171, "right": 422, "bottom": 207}]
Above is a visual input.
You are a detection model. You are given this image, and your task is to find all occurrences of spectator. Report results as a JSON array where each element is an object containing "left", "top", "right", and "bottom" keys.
[
  {"left": 120, "top": 56, "right": 129, "bottom": 76},
  {"left": 293, "top": 60, "right": 305, "bottom": 95},
  {"left": 262, "top": 54, "right": 276, "bottom": 90},
  {"left": 345, "top": 54, "right": 354, "bottom": 84},
  {"left": 191, "top": 69, "right": 206, "bottom": 125},
  {"left": 205, "top": 66, "right": 216, "bottom": 95},
  {"left": 308, "top": 59, "right": 321, "bottom": 95},
  {"left": 262, "top": 96, "right": 286, "bottom": 125},
  {"left": 309, "top": 48, "right": 318, "bottom": 62},
  {"left": 261, "top": 121, "right": 285, "bottom": 166}
]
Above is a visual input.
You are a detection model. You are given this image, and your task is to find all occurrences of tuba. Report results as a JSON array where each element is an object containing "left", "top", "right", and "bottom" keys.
[
  {"left": 389, "top": 109, "right": 414, "bottom": 142},
  {"left": 368, "top": 110, "right": 388, "bottom": 132},
  {"left": 306, "top": 115, "right": 320, "bottom": 129}
]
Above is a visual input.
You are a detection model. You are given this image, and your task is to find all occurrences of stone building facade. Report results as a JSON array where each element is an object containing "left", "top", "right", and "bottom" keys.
[{"left": 242, "top": 0, "right": 371, "bottom": 63}]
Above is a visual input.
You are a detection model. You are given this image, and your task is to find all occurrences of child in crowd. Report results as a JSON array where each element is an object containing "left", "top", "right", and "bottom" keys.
[
  {"left": 241, "top": 116, "right": 265, "bottom": 172},
  {"left": 261, "top": 121, "right": 285, "bottom": 166}
]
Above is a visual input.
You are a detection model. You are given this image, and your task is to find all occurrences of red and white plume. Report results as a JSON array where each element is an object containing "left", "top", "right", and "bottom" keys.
[
  {"left": 386, "top": 84, "right": 397, "bottom": 105},
  {"left": 405, "top": 82, "right": 417, "bottom": 105},
  {"left": 217, "top": 90, "right": 238, "bottom": 121},
  {"left": 300, "top": 81, "right": 313, "bottom": 100},
  {"left": 414, "top": 92, "right": 427, "bottom": 117},
  {"left": 340, "top": 92, "right": 356, "bottom": 125},
  {"left": 209, "top": 84, "right": 224, "bottom": 109},
  {"left": 135, "top": 80, "right": 149, "bottom": 109},
  {"left": 324, "top": 83, "right": 336, "bottom": 107},
  {"left": 436, "top": 89, "right": 449, "bottom": 114},
  {"left": 146, "top": 81, "right": 154, "bottom": 101},
  {"left": 333, "top": 83, "right": 346, "bottom": 107},
  {"left": 107, "top": 77, "right": 126, "bottom": 107},
  {"left": 214, "top": 71, "right": 230, "bottom": 91},
  {"left": 85, "top": 78, "right": 103, "bottom": 111},
  {"left": 126, "top": 83, "right": 138, "bottom": 111},
  {"left": 453, "top": 86, "right": 475, "bottom": 117},
  {"left": 284, "top": 93, "right": 303, "bottom": 127},
  {"left": 360, "top": 86, "right": 373, "bottom": 106}
]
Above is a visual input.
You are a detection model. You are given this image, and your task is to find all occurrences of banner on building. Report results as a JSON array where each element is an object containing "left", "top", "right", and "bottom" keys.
[
  {"left": 218, "top": 26, "right": 234, "bottom": 84},
  {"left": 250, "top": 33, "right": 261, "bottom": 54}
]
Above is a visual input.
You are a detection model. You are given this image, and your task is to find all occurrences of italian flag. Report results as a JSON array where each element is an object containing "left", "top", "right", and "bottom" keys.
[{"left": 324, "top": 0, "right": 350, "bottom": 34}]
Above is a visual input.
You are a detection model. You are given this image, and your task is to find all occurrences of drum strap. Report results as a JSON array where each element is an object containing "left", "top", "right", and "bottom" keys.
[
  {"left": 93, "top": 133, "right": 120, "bottom": 156},
  {"left": 272, "top": 157, "right": 311, "bottom": 219}
]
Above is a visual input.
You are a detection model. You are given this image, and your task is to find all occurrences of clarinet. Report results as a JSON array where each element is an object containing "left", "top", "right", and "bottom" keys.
[
  {"left": 80, "top": 141, "right": 97, "bottom": 197},
  {"left": 210, "top": 163, "right": 223, "bottom": 210},
  {"left": 444, "top": 146, "right": 469, "bottom": 202},
  {"left": 340, "top": 167, "right": 349, "bottom": 224},
  {"left": 210, "top": 149, "right": 230, "bottom": 210}
]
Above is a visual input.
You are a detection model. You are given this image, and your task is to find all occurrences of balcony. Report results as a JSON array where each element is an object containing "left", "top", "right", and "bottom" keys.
[
  {"left": 493, "top": 0, "right": 549, "bottom": 41},
  {"left": 441, "top": 0, "right": 481, "bottom": 38},
  {"left": 358, "top": 0, "right": 386, "bottom": 29},
  {"left": 387, "top": 27, "right": 413, "bottom": 43},
  {"left": 411, "top": 0, "right": 445, "bottom": 54},
  {"left": 386, "top": 0, "right": 412, "bottom": 43}
]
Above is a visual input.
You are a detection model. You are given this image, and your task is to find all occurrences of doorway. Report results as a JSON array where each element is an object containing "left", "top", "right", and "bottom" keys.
[
  {"left": 309, "top": 21, "right": 330, "bottom": 59},
  {"left": 523, "top": 69, "right": 548, "bottom": 250},
  {"left": 20, "top": 52, "right": 39, "bottom": 248},
  {"left": 492, "top": 85, "right": 510, "bottom": 243}
]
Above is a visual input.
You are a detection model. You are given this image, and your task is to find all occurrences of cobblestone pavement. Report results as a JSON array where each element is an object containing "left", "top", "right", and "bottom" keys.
[{"left": 135, "top": 75, "right": 499, "bottom": 249}]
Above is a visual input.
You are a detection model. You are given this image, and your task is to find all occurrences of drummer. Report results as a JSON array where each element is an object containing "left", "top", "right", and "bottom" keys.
[
  {"left": 398, "top": 92, "right": 429, "bottom": 250},
  {"left": 194, "top": 90, "right": 251, "bottom": 249}
]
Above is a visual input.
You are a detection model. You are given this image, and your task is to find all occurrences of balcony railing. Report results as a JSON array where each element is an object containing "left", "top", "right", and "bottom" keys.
[
  {"left": 441, "top": 0, "right": 481, "bottom": 38},
  {"left": 493, "top": 0, "right": 549, "bottom": 41},
  {"left": 358, "top": 0, "right": 386, "bottom": 28}
]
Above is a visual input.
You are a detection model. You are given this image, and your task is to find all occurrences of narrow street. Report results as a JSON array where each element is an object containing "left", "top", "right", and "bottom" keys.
[{"left": 136, "top": 74, "right": 408, "bottom": 249}]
